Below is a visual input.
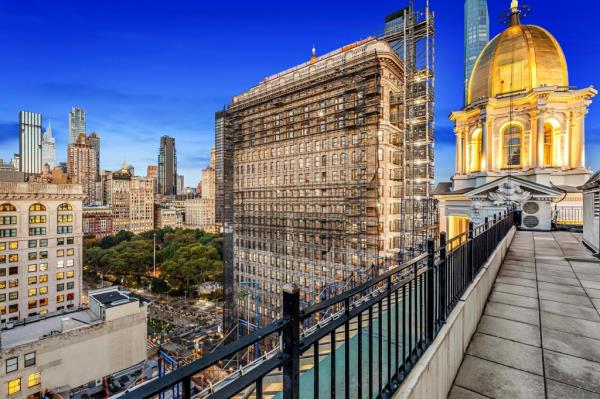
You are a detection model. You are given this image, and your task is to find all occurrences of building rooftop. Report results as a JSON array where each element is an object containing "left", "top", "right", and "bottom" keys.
[
  {"left": 0, "top": 309, "right": 100, "bottom": 349},
  {"left": 450, "top": 231, "right": 600, "bottom": 398},
  {"left": 91, "top": 290, "right": 136, "bottom": 308}
]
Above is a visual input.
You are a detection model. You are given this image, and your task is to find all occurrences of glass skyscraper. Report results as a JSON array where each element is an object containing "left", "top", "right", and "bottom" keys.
[
  {"left": 19, "top": 111, "right": 43, "bottom": 175},
  {"left": 464, "top": 0, "right": 489, "bottom": 103},
  {"left": 69, "top": 106, "right": 86, "bottom": 144}
]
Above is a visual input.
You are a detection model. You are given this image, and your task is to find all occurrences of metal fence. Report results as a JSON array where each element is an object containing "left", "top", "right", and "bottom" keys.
[
  {"left": 123, "top": 212, "right": 514, "bottom": 399},
  {"left": 554, "top": 206, "right": 583, "bottom": 226}
]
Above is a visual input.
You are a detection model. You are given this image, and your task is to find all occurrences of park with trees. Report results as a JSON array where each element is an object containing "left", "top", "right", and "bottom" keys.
[{"left": 83, "top": 228, "right": 223, "bottom": 299}]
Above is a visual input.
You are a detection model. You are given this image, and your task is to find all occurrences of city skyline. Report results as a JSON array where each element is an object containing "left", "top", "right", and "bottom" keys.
[{"left": 0, "top": 0, "right": 597, "bottom": 187}]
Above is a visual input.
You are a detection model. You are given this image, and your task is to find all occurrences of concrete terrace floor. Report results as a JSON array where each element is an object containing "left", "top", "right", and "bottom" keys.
[{"left": 449, "top": 231, "right": 600, "bottom": 399}]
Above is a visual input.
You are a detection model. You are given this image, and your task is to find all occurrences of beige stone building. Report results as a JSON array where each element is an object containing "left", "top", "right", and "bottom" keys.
[
  {"left": 184, "top": 198, "right": 216, "bottom": 232},
  {"left": 201, "top": 148, "right": 216, "bottom": 200},
  {"left": 0, "top": 181, "right": 84, "bottom": 321},
  {"left": 435, "top": 2, "right": 596, "bottom": 237},
  {"left": 154, "top": 206, "right": 178, "bottom": 229},
  {"left": 0, "top": 287, "right": 147, "bottom": 398},
  {"left": 218, "top": 37, "right": 428, "bottom": 325},
  {"left": 107, "top": 164, "right": 155, "bottom": 234},
  {"left": 67, "top": 133, "right": 98, "bottom": 205}
]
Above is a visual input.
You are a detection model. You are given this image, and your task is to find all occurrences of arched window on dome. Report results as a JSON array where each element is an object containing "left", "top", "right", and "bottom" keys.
[
  {"left": 503, "top": 124, "right": 522, "bottom": 168},
  {"left": 543, "top": 122, "right": 554, "bottom": 167},
  {"left": 468, "top": 129, "right": 482, "bottom": 173},
  {"left": 29, "top": 203, "right": 46, "bottom": 212}
]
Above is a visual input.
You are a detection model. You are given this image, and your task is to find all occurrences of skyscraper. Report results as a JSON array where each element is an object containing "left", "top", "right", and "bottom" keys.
[
  {"left": 87, "top": 132, "right": 101, "bottom": 179},
  {"left": 19, "top": 111, "right": 43, "bottom": 175},
  {"left": 42, "top": 121, "right": 56, "bottom": 169},
  {"left": 158, "top": 135, "right": 177, "bottom": 196},
  {"left": 69, "top": 106, "right": 86, "bottom": 144},
  {"left": 464, "top": 0, "right": 489, "bottom": 103},
  {"left": 68, "top": 134, "right": 98, "bottom": 204}
]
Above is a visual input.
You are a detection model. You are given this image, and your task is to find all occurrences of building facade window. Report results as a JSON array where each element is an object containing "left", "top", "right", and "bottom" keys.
[
  {"left": 29, "top": 204, "right": 46, "bottom": 212},
  {"left": 502, "top": 125, "right": 522, "bottom": 167},
  {"left": 27, "top": 372, "right": 40, "bottom": 388},
  {"left": 0, "top": 204, "right": 17, "bottom": 212},
  {"left": 7, "top": 378, "right": 20, "bottom": 395},
  {"left": 6, "top": 357, "right": 18, "bottom": 373},
  {"left": 543, "top": 122, "right": 554, "bottom": 167}
]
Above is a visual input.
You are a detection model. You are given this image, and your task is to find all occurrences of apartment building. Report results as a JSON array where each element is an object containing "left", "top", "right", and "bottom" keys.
[
  {"left": 219, "top": 38, "right": 421, "bottom": 327},
  {"left": 0, "top": 181, "right": 84, "bottom": 321}
]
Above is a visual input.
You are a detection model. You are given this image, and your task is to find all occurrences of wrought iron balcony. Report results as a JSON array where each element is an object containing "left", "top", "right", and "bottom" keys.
[{"left": 122, "top": 213, "right": 515, "bottom": 399}]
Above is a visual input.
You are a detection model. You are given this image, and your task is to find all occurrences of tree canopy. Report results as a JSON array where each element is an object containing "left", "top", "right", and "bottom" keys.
[{"left": 84, "top": 228, "right": 223, "bottom": 295}]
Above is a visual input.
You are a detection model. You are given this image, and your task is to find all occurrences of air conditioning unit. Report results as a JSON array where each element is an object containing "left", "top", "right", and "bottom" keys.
[{"left": 521, "top": 201, "right": 552, "bottom": 231}]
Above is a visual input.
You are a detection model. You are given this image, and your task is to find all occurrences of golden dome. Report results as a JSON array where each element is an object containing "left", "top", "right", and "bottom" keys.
[{"left": 467, "top": 22, "right": 568, "bottom": 104}]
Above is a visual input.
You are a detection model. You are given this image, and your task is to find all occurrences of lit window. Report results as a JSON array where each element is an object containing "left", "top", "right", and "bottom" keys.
[
  {"left": 7, "top": 378, "right": 20, "bottom": 394},
  {"left": 0, "top": 242, "right": 4, "bottom": 251},
  {"left": 57, "top": 260, "right": 64, "bottom": 268},
  {"left": 8, "top": 254, "right": 18, "bottom": 262},
  {"left": 66, "top": 259, "right": 74, "bottom": 267},
  {"left": 0, "top": 255, "right": 5, "bottom": 263},
  {"left": 6, "top": 357, "right": 18, "bottom": 372},
  {"left": 8, "top": 291, "right": 18, "bottom": 300},
  {"left": 29, "top": 203, "right": 46, "bottom": 212},
  {"left": 503, "top": 125, "right": 522, "bottom": 167},
  {"left": 58, "top": 203, "right": 72, "bottom": 211},
  {"left": 66, "top": 248, "right": 74, "bottom": 256},
  {"left": 28, "top": 264, "right": 37, "bottom": 273},
  {"left": 27, "top": 371, "right": 40, "bottom": 387},
  {"left": 28, "top": 276, "right": 37, "bottom": 285},
  {"left": 56, "top": 249, "right": 64, "bottom": 257},
  {"left": 39, "top": 275, "right": 48, "bottom": 283},
  {"left": 56, "top": 294, "right": 64, "bottom": 303},
  {"left": 28, "top": 288, "right": 37, "bottom": 297},
  {"left": 9, "top": 279, "right": 18, "bottom": 288},
  {"left": 9, "top": 303, "right": 18, "bottom": 313},
  {"left": 0, "top": 204, "right": 16, "bottom": 212},
  {"left": 39, "top": 286, "right": 48, "bottom": 295},
  {"left": 39, "top": 263, "right": 48, "bottom": 271},
  {"left": 28, "top": 252, "right": 37, "bottom": 261},
  {"left": 28, "top": 300, "right": 37, "bottom": 309},
  {"left": 29, "top": 215, "right": 46, "bottom": 224}
]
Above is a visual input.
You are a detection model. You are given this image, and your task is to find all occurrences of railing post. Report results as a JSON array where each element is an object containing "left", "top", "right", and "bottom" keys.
[
  {"left": 484, "top": 217, "right": 489, "bottom": 258},
  {"left": 426, "top": 238, "right": 435, "bottom": 342},
  {"left": 468, "top": 222, "right": 474, "bottom": 281},
  {"left": 439, "top": 232, "right": 447, "bottom": 323},
  {"left": 181, "top": 377, "right": 191, "bottom": 399},
  {"left": 282, "top": 283, "right": 300, "bottom": 399}
]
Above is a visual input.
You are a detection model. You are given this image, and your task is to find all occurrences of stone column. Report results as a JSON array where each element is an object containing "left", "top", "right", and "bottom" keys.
[
  {"left": 530, "top": 111, "right": 538, "bottom": 168},
  {"left": 455, "top": 128, "right": 463, "bottom": 174},
  {"left": 479, "top": 115, "right": 487, "bottom": 172},
  {"left": 570, "top": 110, "right": 587, "bottom": 169},
  {"left": 564, "top": 113, "right": 572, "bottom": 169},
  {"left": 486, "top": 119, "right": 494, "bottom": 172},
  {"left": 536, "top": 111, "right": 545, "bottom": 168},
  {"left": 462, "top": 128, "right": 469, "bottom": 174}
]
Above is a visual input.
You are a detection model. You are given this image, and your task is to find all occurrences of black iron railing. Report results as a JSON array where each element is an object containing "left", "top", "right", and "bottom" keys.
[{"left": 123, "top": 212, "right": 514, "bottom": 399}]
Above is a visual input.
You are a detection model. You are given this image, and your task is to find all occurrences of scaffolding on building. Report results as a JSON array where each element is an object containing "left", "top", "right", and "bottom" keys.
[{"left": 382, "top": 0, "right": 439, "bottom": 261}]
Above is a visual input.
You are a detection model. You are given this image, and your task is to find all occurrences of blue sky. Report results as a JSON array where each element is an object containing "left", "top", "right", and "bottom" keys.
[{"left": 0, "top": 0, "right": 598, "bottom": 186}]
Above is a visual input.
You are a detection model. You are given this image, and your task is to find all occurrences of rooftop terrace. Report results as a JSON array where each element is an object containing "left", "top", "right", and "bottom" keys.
[
  {"left": 122, "top": 218, "right": 600, "bottom": 399},
  {"left": 450, "top": 231, "right": 600, "bottom": 398}
]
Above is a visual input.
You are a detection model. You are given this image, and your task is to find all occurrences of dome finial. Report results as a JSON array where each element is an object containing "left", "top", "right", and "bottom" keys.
[
  {"left": 511, "top": 0, "right": 519, "bottom": 12},
  {"left": 310, "top": 44, "right": 317, "bottom": 64}
]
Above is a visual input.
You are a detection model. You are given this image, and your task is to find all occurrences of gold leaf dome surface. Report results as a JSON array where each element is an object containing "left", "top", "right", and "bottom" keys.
[{"left": 467, "top": 22, "right": 569, "bottom": 104}]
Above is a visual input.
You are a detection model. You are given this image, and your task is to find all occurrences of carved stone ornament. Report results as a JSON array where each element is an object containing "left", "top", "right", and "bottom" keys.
[{"left": 487, "top": 180, "right": 532, "bottom": 207}]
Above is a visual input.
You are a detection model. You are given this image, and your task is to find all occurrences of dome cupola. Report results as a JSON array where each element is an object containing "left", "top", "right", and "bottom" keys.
[{"left": 467, "top": 0, "right": 569, "bottom": 104}]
